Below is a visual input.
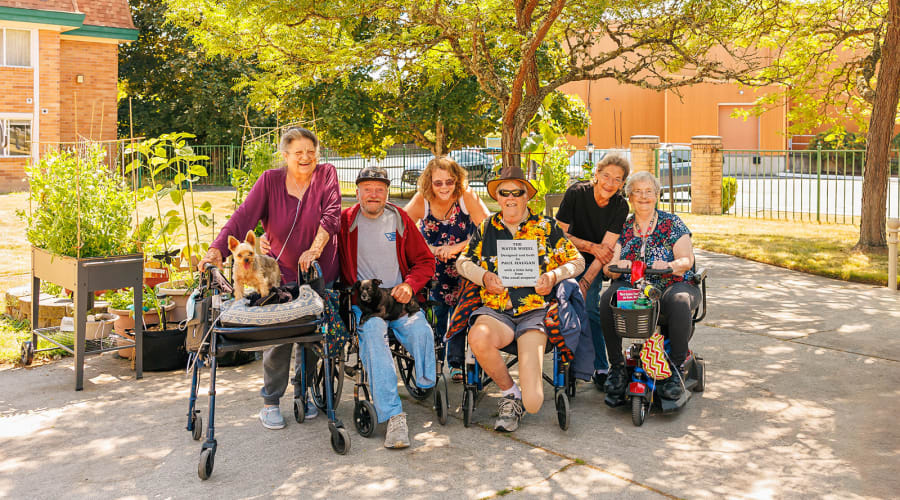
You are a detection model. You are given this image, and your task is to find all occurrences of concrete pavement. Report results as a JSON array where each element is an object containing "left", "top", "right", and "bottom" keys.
[{"left": 1, "top": 250, "right": 898, "bottom": 499}]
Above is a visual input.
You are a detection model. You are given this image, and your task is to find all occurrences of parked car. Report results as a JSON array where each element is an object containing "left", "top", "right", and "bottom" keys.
[
  {"left": 656, "top": 144, "right": 691, "bottom": 199},
  {"left": 400, "top": 149, "right": 497, "bottom": 186}
]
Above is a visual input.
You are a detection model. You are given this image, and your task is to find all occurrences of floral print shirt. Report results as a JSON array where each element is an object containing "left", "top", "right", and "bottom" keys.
[
  {"left": 618, "top": 210, "right": 694, "bottom": 289},
  {"left": 465, "top": 210, "right": 580, "bottom": 316},
  {"left": 419, "top": 199, "right": 477, "bottom": 306}
]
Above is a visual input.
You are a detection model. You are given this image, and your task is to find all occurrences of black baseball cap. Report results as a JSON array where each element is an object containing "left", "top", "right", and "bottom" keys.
[{"left": 355, "top": 166, "right": 391, "bottom": 186}]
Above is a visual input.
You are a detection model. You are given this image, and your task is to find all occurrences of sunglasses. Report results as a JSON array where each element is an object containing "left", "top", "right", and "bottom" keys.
[
  {"left": 432, "top": 178, "right": 456, "bottom": 188},
  {"left": 498, "top": 189, "right": 526, "bottom": 198}
]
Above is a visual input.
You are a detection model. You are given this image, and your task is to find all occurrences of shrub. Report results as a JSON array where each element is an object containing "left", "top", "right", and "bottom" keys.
[
  {"left": 722, "top": 177, "right": 737, "bottom": 213},
  {"left": 18, "top": 146, "right": 135, "bottom": 258}
]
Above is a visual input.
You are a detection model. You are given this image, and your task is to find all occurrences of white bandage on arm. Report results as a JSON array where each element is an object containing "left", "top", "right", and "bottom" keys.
[
  {"left": 550, "top": 254, "right": 585, "bottom": 284},
  {"left": 456, "top": 253, "right": 488, "bottom": 286}
]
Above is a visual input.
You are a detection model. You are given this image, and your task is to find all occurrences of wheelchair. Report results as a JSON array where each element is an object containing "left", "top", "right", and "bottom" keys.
[
  {"left": 460, "top": 307, "right": 578, "bottom": 431},
  {"left": 184, "top": 263, "right": 349, "bottom": 480},
  {"left": 339, "top": 282, "right": 449, "bottom": 438},
  {"left": 604, "top": 263, "right": 708, "bottom": 426}
]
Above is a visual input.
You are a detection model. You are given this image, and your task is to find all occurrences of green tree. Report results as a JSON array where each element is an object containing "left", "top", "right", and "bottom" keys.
[
  {"left": 743, "top": 0, "right": 899, "bottom": 248},
  {"left": 165, "top": 0, "right": 768, "bottom": 167},
  {"left": 118, "top": 0, "right": 274, "bottom": 145}
]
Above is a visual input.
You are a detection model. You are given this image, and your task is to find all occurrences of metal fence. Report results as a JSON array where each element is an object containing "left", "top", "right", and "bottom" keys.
[{"left": 723, "top": 148, "right": 900, "bottom": 224}]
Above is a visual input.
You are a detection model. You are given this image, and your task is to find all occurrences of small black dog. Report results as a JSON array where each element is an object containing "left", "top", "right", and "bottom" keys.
[{"left": 353, "top": 279, "right": 420, "bottom": 325}]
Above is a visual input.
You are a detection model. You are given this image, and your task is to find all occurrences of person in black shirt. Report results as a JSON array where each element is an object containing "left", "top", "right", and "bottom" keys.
[{"left": 556, "top": 154, "right": 630, "bottom": 391}]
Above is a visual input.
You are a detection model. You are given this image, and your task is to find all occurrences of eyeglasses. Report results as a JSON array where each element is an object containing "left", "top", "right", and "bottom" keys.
[
  {"left": 498, "top": 189, "right": 526, "bottom": 198},
  {"left": 597, "top": 172, "right": 624, "bottom": 185},
  {"left": 630, "top": 189, "right": 657, "bottom": 198},
  {"left": 432, "top": 178, "right": 456, "bottom": 188}
]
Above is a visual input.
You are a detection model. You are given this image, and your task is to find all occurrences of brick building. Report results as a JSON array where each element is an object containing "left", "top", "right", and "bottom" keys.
[{"left": 0, "top": 1, "right": 136, "bottom": 192}]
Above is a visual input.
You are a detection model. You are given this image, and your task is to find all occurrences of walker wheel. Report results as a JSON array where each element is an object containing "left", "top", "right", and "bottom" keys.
[
  {"left": 353, "top": 400, "right": 377, "bottom": 438},
  {"left": 631, "top": 396, "right": 649, "bottom": 426},
  {"left": 20, "top": 340, "right": 34, "bottom": 366},
  {"left": 293, "top": 398, "right": 305, "bottom": 424},
  {"left": 434, "top": 376, "right": 449, "bottom": 426},
  {"left": 462, "top": 388, "right": 476, "bottom": 428},
  {"left": 191, "top": 414, "right": 203, "bottom": 441},
  {"left": 555, "top": 391, "right": 571, "bottom": 431},
  {"left": 331, "top": 426, "right": 351, "bottom": 455},
  {"left": 198, "top": 448, "right": 215, "bottom": 480}
]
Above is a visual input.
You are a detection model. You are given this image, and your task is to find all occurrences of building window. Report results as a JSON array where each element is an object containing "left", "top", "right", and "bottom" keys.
[
  {"left": 1, "top": 28, "right": 31, "bottom": 68},
  {"left": 1, "top": 119, "right": 32, "bottom": 157}
]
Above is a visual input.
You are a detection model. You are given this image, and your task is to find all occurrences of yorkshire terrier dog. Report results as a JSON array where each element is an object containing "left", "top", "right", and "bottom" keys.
[{"left": 227, "top": 230, "right": 281, "bottom": 300}]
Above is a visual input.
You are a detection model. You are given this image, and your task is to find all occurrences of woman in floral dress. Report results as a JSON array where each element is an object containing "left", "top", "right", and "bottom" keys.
[{"left": 405, "top": 157, "right": 489, "bottom": 381}]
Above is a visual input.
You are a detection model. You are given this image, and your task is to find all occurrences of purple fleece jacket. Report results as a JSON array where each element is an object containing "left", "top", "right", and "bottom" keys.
[{"left": 211, "top": 164, "right": 341, "bottom": 284}]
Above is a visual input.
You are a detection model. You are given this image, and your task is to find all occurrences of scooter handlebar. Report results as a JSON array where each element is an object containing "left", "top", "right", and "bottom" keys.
[{"left": 608, "top": 265, "right": 673, "bottom": 275}]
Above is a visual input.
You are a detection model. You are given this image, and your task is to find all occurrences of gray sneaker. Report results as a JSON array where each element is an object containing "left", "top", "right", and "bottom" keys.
[
  {"left": 259, "top": 406, "right": 286, "bottom": 429},
  {"left": 384, "top": 412, "right": 410, "bottom": 449},
  {"left": 304, "top": 399, "right": 318, "bottom": 419},
  {"left": 494, "top": 394, "right": 524, "bottom": 432}
]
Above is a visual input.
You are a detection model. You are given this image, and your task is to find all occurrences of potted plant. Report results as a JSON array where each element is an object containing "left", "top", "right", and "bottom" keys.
[
  {"left": 126, "top": 133, "right": 211, "bottom": 321},
  {"left": 17, "top": 144, "right": 146, "bottom": 390}
]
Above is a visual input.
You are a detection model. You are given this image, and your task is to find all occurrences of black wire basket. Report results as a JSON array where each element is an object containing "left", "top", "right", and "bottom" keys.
[{"left": 610, "top": 297, "right": 659, "bottom": 339}]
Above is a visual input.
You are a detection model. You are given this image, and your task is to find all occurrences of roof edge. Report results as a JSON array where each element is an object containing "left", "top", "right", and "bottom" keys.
[
  {"left": 0, "top": 6, "right": 85, "bottom": 27},
  {"left": 63, "top": 24, "right": 138, "bottom": 41}
]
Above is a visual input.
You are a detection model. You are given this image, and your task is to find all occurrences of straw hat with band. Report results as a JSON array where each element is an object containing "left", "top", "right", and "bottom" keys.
[{"left": 486, "top": 165, "right": 537, "bottom": 201}]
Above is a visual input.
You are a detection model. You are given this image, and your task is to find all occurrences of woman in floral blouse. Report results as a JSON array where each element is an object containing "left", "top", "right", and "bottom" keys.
[
  {"left": 405, "top": 157, "right": 489, "bottom": 382},
  {"left": 456, "top": 166, "right": 583, "bottom": 433},
  {"left": 600, "top": 171, "right": 701, "bottom": 401}
]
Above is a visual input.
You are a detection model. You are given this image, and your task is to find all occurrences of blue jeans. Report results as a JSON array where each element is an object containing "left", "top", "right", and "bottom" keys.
[
  {"left": 353, "top": 307, "right": 436, "bottom": 423},
  {"left": 433, "top": 301, "right": 465, "bottom": 369},
  {"left": 583, "top": 274, "right": 609, "bottom": 372}
]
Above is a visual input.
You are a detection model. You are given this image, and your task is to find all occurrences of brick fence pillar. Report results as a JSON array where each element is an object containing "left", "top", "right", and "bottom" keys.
[
  {"left": 691, "top": 135, "right": 723, "bottom": 215},
  {"left": 629, "top": 135, "right": 660, "bottom": 174}
]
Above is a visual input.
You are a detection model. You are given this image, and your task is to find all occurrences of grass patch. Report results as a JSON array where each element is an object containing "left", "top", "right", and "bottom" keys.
[
  {"left": 681, "top": 214, "right": 893, "bottom": 286},
  {"left": 0, "top": 310, "right": 70, "bottom": 365}
]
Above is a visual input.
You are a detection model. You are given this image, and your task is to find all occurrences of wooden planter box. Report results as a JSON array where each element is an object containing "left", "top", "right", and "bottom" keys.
[{"left": 30, "top": 247, "right": 145, "bottom": 391}]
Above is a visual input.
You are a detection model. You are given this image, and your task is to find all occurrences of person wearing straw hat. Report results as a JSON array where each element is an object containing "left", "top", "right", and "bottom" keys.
[{"left": 455, "top": 165, "right": 584, "bottom": 432}]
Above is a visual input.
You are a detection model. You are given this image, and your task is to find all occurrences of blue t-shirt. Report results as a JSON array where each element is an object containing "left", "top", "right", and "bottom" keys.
[{"left": 618, "top": 210, "right": 694, "bottom": 289}]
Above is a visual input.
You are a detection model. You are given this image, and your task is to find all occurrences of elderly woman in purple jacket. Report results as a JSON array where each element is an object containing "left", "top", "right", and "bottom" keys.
[{"left": 198, "top": 127, "right": 341, "bottom": 431}]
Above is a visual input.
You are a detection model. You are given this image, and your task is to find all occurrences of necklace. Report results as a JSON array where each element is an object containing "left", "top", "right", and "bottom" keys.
[
  {"left": 432, "top": 199, "right": 456, "bottom": 221},
  {"left": 634, "top": 211, "right": 657, "bottom": 259}
]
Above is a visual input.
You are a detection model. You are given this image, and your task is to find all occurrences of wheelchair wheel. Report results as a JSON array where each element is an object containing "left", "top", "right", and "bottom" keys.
[
  {"left": 434, "top": 375, "right": 449, "bottom": 426},
  {"left": 353, "top": 400, "right": 377, "bottom": 438},
  {"left": 312, "top": 355, "right": 344, "bottom": 411},
  {"left": 395, "top": 352, "right": 431, "bottom": 401},
  {"left": 631, "top": 396, "right": 649, "bottom": 426},
  {"left": 293, "top": 397, "right": 305, "bottom": 424},
  {"left": 198, "top": 448, "right": 215, "bottom": 480},
  {"left": 565, "top": 364, "right": 576, "bottom": 398},
  {"left": 330, "top": 425, "right": 351, "bottom": 455},
  {"left": 191, "top": 413, "right": 203, "bottom": 441},
  {"left": 462, "top": 388, "right": 476, "bottom": 428},
  {"left": 555, "top": 391, "right": 571, "bottom": 431}
]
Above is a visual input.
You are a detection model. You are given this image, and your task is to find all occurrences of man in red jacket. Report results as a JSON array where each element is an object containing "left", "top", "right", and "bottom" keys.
[{"left": 339, "top": 166, "right": 436, "bottom": 450}]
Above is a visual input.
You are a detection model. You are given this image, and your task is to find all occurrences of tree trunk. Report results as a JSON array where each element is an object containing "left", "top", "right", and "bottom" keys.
[
  {"left": 501, "top": 120, "right": 523, "bottom": 171},
  {"left": 857, "top": 0, "right": 900, "bottom": 249},
  {"left": 434, "top": 119, "right": 445, "bottom": 157}
]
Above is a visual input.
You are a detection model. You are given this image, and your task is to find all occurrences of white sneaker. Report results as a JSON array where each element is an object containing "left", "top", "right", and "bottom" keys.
[
  {"left": 494, "top": 395, "right": 524, "bottom": 432},
  {"left": 384, "top": 412, "right": 410, "bottom": 449},
  {"left": 259, "top": 406, "right": 286, "bottom": 429}
]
